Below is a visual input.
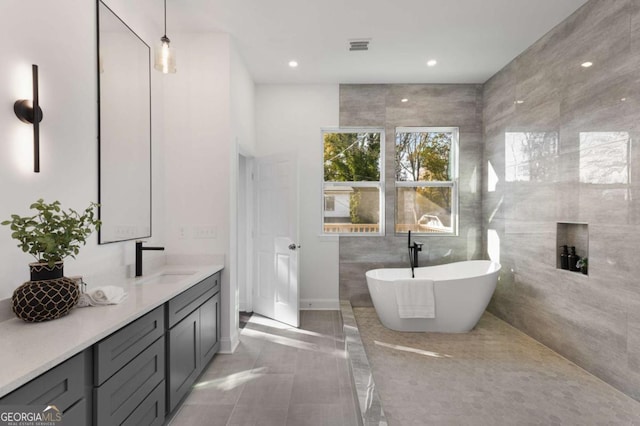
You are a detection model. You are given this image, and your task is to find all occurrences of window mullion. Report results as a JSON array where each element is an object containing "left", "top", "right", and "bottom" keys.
[{"left": 395, "top": 181, "right": 454, "bottom": 188}]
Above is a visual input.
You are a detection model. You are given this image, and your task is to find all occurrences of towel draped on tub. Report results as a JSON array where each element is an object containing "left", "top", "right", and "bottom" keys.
[{"left": 393, "top": 279, "right": 435, "bottom": 318}]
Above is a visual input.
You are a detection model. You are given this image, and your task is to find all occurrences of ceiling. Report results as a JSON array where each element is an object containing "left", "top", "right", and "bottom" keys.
[{"left": 165, "top": 0, "right": 589, "bottom": 84}]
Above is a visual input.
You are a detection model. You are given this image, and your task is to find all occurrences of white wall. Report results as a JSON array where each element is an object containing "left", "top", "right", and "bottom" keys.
[
  {"left": 231, "top": 43, "right": 256, "bottom": 156},
  {"left": 163, "top": 33, "right": 231, "bottom": 257},
  {"left": 230, "top": 42, "right": 256, "bottom": 314},
  {"left": 0, "top": 0, "right": 165, "bottom": 299},
  {"left": 255, "top": 85, "right": 340, "bottom": 309},
  {"left": 164, "top": 33, "right": 255, "bottom": 352}
]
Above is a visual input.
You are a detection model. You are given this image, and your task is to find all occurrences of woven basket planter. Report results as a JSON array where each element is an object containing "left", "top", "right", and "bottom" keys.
[{"left": 12, "top": 262, "right": 79, "bottom": 322}]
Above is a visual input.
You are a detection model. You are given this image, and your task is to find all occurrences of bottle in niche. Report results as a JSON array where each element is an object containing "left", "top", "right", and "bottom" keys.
[
  {"left": 560, "top": 245, "right": 569, "bottom": 270},
  {"left": 568, "top": 246, "right": 580, "bottom": 272}
]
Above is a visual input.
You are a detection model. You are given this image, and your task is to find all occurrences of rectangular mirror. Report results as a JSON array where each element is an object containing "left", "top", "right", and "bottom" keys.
[{"left": 97, "top": 0, "right": 152, "bottom": 244}]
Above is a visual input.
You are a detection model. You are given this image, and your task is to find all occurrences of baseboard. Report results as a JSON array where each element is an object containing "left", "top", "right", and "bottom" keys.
[
  {"left": 219, "top": 331, "right": 240, "bottom": 354},
  {"left": 300, "top": 298, "right": 340, "bottom": 310}
]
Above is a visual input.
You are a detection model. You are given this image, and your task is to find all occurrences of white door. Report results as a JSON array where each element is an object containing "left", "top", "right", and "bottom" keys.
[{"left": 253, "top": 153, "right": 299, "bottom": 327}]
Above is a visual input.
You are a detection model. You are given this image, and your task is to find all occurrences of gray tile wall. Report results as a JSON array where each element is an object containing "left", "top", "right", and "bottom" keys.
[
  {"left": 339, "top": 84, "right": 484, "bottom": 306},
  {"left": 483, "top": 0, "right": 640, "bottom": 400}
]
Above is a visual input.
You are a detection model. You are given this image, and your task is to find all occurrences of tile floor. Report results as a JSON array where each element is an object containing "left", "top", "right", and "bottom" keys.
[
  {"left": 353, "top": 307, "right": 640, "bottom": 425},
  {"left": 168, "top": 311, "right": 360, "bottom": 426}
]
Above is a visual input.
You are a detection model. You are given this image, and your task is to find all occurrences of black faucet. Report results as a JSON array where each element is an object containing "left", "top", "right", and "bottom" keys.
[
  {"left": 407, "top": 230, "right": 423, "bottom": 278},
  {"left": 135, "top": 241, "right": 165, "bottom": 277}
]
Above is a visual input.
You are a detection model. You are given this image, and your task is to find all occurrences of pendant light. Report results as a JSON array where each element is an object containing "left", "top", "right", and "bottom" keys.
[{"left": 154, "top": 0, "right": 176, "bottom": 73}]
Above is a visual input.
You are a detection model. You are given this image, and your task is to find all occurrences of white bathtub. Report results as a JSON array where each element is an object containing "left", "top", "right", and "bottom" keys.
[{"left": 365, "top": 260, "right": 501, "bottom": 332}]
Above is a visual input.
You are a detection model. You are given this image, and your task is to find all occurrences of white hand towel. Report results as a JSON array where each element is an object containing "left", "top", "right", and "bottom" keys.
[
  {"left": 91, "top": 286, "right": 127, "bottom": 304},
  {"left": 77, "top": 286, "right": 127, "bottom": 307},
  {"left": 77, "top": 293, "right": 94, "bottom": 307},
  {"left": 394, "top": 278, "right": 435, "bottom": 319}
]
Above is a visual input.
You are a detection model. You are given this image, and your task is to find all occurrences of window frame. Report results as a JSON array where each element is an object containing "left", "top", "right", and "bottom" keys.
[
  {"left": 394, "top": 126, "right": 459, "bottom": 236},
  {"left": 321, "top": 127, "right": 386, "bottom": 236}
]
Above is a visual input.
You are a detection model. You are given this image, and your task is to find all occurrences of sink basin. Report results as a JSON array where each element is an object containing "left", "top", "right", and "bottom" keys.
[{"left": 137, "top": 271, "right": 196, "bottom": 285}]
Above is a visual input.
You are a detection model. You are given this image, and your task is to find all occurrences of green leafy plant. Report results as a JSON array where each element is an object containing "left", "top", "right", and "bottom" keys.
[{"left": 1, "top": 199, "right": 101, "bottom": 267}]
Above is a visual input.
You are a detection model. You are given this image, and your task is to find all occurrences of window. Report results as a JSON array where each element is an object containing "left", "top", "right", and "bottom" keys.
[
  {"left": 395, "top": 127, "right": 458, "bottom": 235},
  {"left": 324, "top": 195, "right": 335, "bottom": 211},
  {"left": 322, "top": 129, "right": 384, "bottom": 235}
]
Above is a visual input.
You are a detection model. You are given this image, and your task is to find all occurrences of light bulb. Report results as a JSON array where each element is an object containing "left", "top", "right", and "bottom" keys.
[
  {"left": 162, "top": 40, "right": 170, "bottom": 74},
  {"left": 154, "top": 35, "right": 176, "bottom": 74}
]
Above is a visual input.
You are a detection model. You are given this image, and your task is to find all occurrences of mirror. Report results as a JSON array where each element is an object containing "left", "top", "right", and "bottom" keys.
[{"left": 97, "top": 0, "right": 151, "bottom": 244}]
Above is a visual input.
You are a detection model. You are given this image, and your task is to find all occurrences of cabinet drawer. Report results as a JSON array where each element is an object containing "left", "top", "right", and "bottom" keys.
[
  {"left": 166, "top": 272, "right": 219, "bottom": 328},
  {"left": 122, "top": 381, "right": 165, "bottom": 426},
  {"left": 94, "top": 336, "right": 165, "bottom": 426},
  {"left": 0, "top": 351, "right": 88, "bottom": 412},
  {"left": 94, "top": 306, "right": 165, "bottom": 386},
  {"left": 62, "top": 398, "right": 89, "bottom": 426}
]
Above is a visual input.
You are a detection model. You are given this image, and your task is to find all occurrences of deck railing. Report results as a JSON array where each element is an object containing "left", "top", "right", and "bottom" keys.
[
  {"left": 323, "top": 224, "right": 379, "bottom": 233},
  {"left": 323, "top": 223, "right": 450, "bottom": 233},
  {"left": 395, "top": 224, "right": 450, "bottom": 233}
]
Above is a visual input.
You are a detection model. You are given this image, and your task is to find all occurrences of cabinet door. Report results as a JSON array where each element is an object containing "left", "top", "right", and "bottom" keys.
[
  {"left": 199, "top": 293, "right": 220, "bottom": 370},
  {"left": 167, "top": 309, "right": 200, "bottom": 413}
]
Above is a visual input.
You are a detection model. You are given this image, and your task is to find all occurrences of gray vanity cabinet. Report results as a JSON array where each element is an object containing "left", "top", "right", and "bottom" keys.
[
  {"left": 0, "top": 350, "right": 93, "bottom": 425},
  {"left": 166, "top": 272, "right": 220, "bottom": 413},
  {"left": 94, "top": 306, "right": 166, "bottom": 426},
  {"left": 0, "top": 270, "right": 221, "bottom": 425}
]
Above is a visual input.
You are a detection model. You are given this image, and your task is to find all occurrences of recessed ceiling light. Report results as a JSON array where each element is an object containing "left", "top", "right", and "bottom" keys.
[
  {"left": 427, "top": 59, "right": 437, "bottom": 67},
  {"left": 401, "top": 98, "right": 409, "bottom": 103},
  {"left": 288, "top": 60, "right": 298, "bottom": 68},
  {"left": 581, "top": 61, "right": 593, "bottom": 68}
]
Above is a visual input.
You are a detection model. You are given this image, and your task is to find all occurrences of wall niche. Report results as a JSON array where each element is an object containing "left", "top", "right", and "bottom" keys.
[{"left": 556, "top": 222, "right": 588, "bottom": 275}]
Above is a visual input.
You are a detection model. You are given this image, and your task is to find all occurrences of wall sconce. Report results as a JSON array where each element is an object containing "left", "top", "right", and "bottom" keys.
[{"left": 14, "top": 64, "right": 43, "bottom": 173}]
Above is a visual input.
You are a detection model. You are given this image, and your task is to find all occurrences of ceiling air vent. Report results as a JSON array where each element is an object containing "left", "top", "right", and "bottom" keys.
[{"left": 349, "top": 39, "right": 370, "bottom": 51}]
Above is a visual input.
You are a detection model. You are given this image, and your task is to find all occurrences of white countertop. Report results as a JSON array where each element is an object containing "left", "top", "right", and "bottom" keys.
[{"left": 0, "top": 263, "right": 223, "bottom": 397}]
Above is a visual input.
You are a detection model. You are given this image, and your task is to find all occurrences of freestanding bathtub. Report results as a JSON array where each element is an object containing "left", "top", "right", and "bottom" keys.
[{"left": 365, "top": 260, "right": 501, "bottom": 333}]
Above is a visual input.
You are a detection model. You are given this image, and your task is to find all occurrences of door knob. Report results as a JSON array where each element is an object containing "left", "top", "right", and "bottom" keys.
[{"left": 288, "top": 243, "right": 300, "bottom": 250}]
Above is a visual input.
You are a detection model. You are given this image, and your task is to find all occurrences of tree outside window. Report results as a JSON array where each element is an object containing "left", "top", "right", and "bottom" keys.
[
  {"left": 322, "top": 130, "right": 384, "bottom": 235},
  {"left": 395, "top": 127, "right": 458, "bottom": 235}
]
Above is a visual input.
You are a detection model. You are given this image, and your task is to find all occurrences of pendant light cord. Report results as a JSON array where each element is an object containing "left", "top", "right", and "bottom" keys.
[{"left": 163, "top": 0, "right": 167, "bottom": 37}]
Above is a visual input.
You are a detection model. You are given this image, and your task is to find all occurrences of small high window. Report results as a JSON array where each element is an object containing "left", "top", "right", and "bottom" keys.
[
  {"left": 322, "top": 129, "right": 385, "bottom": 235},
  {"left": 395, "top": 127, "right": 458, "bottom": 235}
]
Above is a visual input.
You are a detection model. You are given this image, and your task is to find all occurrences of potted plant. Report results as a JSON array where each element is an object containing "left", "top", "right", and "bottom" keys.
[
  {"left": 2, "top": 199, "right": 101, "bottom": 322},
  {"left": 576, "top": 257, "right": 588, "bottom": 275}
]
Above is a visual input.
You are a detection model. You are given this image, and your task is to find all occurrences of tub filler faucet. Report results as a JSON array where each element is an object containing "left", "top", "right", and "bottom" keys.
[{"left": 407, "top": 230, "right": 423, "bottom": 278}]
